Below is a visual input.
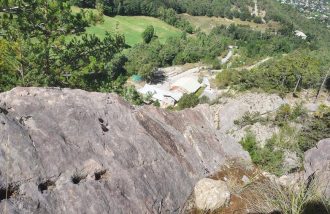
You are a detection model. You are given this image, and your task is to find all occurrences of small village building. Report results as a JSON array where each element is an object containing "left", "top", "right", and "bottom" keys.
[
  {"left": 170, "top": 77, "right": 201, "bottom": 94},
  {"left": 138, "top": 84, "right": 182, "bottom": 107}
]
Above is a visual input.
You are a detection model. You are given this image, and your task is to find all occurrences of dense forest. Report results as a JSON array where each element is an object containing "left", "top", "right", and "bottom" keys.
[
  {"left": 73, "top": 0, "right": 258, "bottom": 31},
  {"left": 73, "top": 0, "right": 254, "bottom": 17}
]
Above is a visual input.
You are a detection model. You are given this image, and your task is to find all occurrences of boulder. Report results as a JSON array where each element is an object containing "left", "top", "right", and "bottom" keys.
[
  {"left": 0, "top": 87, "right": 250, "bottom": 214},
  {"left": 194, "top": 178, "right": 230, "bottom": 211},
  {"left": 304, "top": 138, "right": 330, "bottom": 199},
  {"left": 283, "top": 151, "right": 301, "bottom": 174}
]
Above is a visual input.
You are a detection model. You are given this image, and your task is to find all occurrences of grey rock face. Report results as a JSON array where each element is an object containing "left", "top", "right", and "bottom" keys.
[
  {"left": 211, "top": 92, "right": 285, "bottom": 146},
  {"left": 283, "top": 151, "right": 301, "bottom": 173},
  {"left": 304, "top": 138, "right": 330, "bottom": 199},
  {"left": 0, "top": 87, "right": 249, "bottom": 214}
]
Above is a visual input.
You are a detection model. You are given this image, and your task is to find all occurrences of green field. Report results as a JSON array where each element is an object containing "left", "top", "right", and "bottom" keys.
[{"left": 72, "top": 7, "right": 182, "bottom": 46}]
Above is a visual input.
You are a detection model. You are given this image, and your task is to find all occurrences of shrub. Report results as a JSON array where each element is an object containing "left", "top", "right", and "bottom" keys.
[
  {"left": 314, "top": 104, "right": 330, "bottom": 118},
  {"left": 247, "top": 177, "right": 329, "bottom": 214},
  {"left": 274, "top": 104, "right": 292, "bottom": 126},
  {"left": 122, "top": 86, "right": 143, "bottom": 105},
  {"left": 239, "top": 132, "right": 262, "bottom": 165},
  {"left": 234, "top": 111, "right": 269, "bottom": 128},
  {"left": 199, "top": 95, "right": 210, "bottom": 104},
  {"left": 298, "top": 111, "right": 330, "bottom": 152},
  {"left": 153, "top": 100, "right": 160, "bottom": 107},
  {"left": 274, "top": 103, "right": 307, "bottom": 126},
  {"left": 177, "top": 93, "right": 199, "bottom": 110},
  {"left": 142, "top": 25, "right": 155, "bottom": 44},
  {"left": 226, "top": 51, "right": 323, "bottom": 94},
  {"left": 291, "top": 102, "right": 308, "bottom": 120},
  {"left": 239, "top": 132, "right": 284, "bottom": 176},
  {"left": 215, "top": 69, "right": 241, "bottom": 89},
  {"left": 257, "top": 141, "right": 284, "bottom": 176},
  {"left": 253, "top": 16, "right": 263, "bottom": 24}
]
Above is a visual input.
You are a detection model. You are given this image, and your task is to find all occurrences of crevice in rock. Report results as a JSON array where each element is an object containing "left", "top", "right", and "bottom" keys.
[
  {"left": 0, "top": 107, "right": 8, "bottom": 115},
  {"left": 38, "top": 180, "right": 55, "bottom": 193},
  {"left": 101, "top": 124, "right": 109, "bottom": 132},
  {"left": 94, "top": 170, "right": 107, "bottom": 181},
  {"left": 71, "top": 173, "right": 87, "bottom": 184},
  {"left": 99, "top": 118, "right": 109, "bottom": 132},
  {"left": 0, "top": 184, "right": 18, "bottom": 202},
  {"left": 19, "top": 115, "right": 32, "bottom": 126},
  {"left": 100, "top": 124, "right": 109, "bottom": 132}
]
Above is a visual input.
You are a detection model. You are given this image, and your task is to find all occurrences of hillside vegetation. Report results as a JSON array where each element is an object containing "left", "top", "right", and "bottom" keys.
[
  {"left": 179, "top": 13, "right": 281, "bottom": 33},
  {"left": 1, "top": 0, "right": 329, "bottom": 100}
]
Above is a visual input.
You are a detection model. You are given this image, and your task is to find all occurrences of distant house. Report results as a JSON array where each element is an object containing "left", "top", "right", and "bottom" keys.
[
  {"left": 170, "top": 77, "right": 201, "bottom": 94},
  {"left": 138, "top": 84, "right": 183, "bottom": 107},
  {"left": 294, "top": 30, "right": 307, "bottom": 40}
]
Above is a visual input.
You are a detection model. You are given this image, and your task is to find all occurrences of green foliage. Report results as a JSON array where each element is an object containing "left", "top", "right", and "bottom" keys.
[
  {"left": 194, "top": 86, "right": 205, "bottom": 97},
  {"left": 72, "top": 0, "right": 255, "bottom": 23},
  {"left": 1, "top": 0, "right": 88, "bottom": 86},
  {"left": 267, "top": 124, "right": 301, "bottom": 156},
  {"left": 240, "top": 132, "right": 284, "bottom": 176},
  {"left": 253, "top": 16, "right": 263, "bottom": 24},
  {"left": 122, "top": 86, "right": 143, "bottom": 105},
  {"left": 216, "top": 50, "right": 324, "bottom": 94},
  {"left": 234, "top": 112, "right": 269, "bottom": 128},
  {"left": 274, "top": 104, "right": 292, "bottom": 126},
  {"left": 0, "top": 0, "right": 128, "bottom": 93},
  {"left": 314, "top": 104, "right": 330, "bottom": 118},
  {"left": 199, "top": 95, "right": 210, "bottom": 104},
  {"left": 86, "top": 3, "right": 104, "bottom": 25},
  {"left": 72, "top": 0, "right": 330, "bottom": 73},
  {"left": 240, "top": 132, "right": 259, "bottom": 158},
  {"left": 126, "top": 31, "right": 227, "bottom": 80},
  {"left": 291, "top": 103, "right": 308, "bottom": 120},
  {"left": 157, "top": 7, "right": 194, "bottom": 33},
  {"left": 142, "top": 25, "right": 155, "bottom": 44},
  {"left": 275, "top": 103, "right": 307, "bottom": 126},
  {"left": 177, "top": 93, "right": 199, "bottom": 110},
  {"left": 0, "top": 39, "right": 19, "bottom": 92},
  {"left": 153, "top": 100, "right": 160, "bottom": 107},
  {"left": 72, "top": 11, "right": 183, "bottom": 46},
  {"left": 239, "top": 103, "right": 329, "bottom": 176},
  {"left": 298, "top": 109, "right": 330, "bottom": 152},
  {"left": 58, "top": 33, "right": 126, "bottom": 90},
  {"left": 215, "top": 69, "right": 241, "bottom": 89},
  {"left": 249, "top": 176, "right": 328, "bottom": 214},
  {"left": 125, "top": 40, "right": 162, "bottom": 80}
]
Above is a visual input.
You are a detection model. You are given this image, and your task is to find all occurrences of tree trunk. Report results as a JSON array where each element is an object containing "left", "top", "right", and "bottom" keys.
[
  {"left": 293, "top": 75, "right": 301, "bottom": 97},
  {"left": 315, "top": 70, "right": 329, "bottom": 102}
]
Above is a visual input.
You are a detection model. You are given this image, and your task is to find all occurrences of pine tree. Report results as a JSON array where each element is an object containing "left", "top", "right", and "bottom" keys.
[
  {"left": 142, "top": 25, "right": 154, "bottom": 44},
  {"left": 0, "top": 0, "right": 126, "bottom": 91}
]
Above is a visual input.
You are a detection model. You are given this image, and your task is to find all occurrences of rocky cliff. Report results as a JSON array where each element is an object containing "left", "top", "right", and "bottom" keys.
[
  {"left": 0, "top": 87, "right": 250, "bottom": 214},
  {"left": 304, "top": 138, "right": 330, "bottom": 200}
]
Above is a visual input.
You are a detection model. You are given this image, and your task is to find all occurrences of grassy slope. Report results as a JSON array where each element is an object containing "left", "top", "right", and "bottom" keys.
[
  {"left": 72, "top": 7, "right": 182, "bottom": 46},
  {"left": 179, "top": 13, "right": 281, "bottom": 33}
]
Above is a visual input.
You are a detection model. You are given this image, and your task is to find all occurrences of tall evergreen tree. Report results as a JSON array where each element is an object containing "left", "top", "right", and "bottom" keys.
[{"left": 0, "top": 0, "right": 126, "bottom": 91}]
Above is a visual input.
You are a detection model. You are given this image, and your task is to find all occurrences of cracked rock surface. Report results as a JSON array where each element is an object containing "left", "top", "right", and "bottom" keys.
[
  {"left": 304, "top": 138, "right": 330, "bottom": 200},
  {"left": 0, "top": 87, "right": 249, "bottom": 214}
]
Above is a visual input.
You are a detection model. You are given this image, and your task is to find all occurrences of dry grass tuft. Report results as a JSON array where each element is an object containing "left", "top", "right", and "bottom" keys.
[{"left": 246, "top": 176, "right": 329, "bottom": 214}]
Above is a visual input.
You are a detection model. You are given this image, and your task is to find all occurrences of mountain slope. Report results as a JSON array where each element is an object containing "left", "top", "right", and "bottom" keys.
[{"left": 0, "top": 87, "right": 249, "bottom": 213}]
